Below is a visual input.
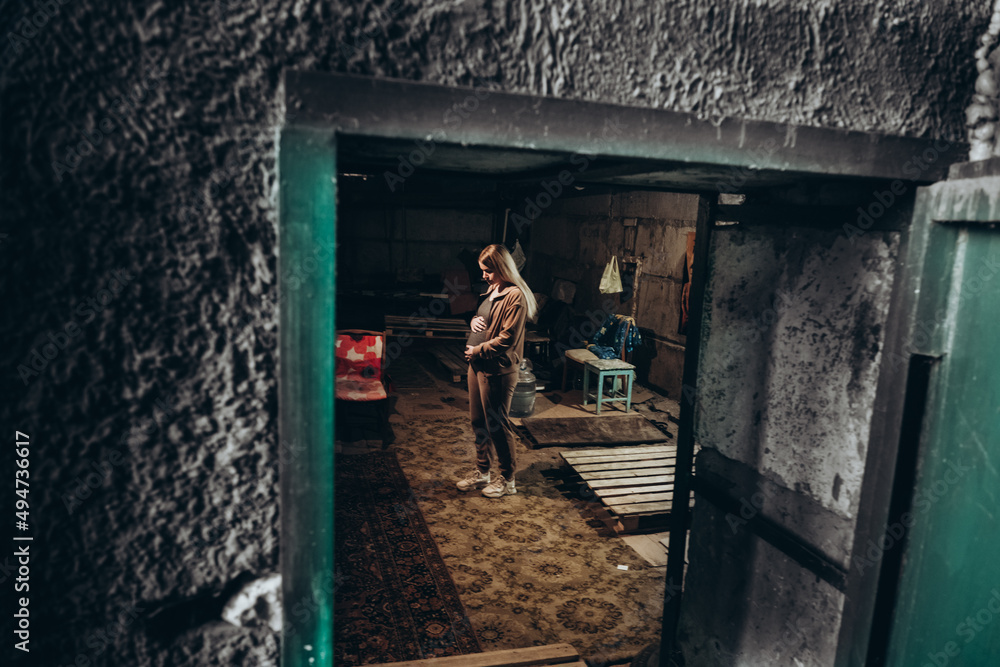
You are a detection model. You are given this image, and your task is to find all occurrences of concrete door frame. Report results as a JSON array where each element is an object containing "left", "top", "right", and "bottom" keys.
[{"left": 278, "top": 71, "right": 960, "bottom": 667}]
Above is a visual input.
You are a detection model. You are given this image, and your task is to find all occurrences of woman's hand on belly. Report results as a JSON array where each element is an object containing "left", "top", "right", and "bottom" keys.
[{"left": 471, "top": 316, "right": 487, "bottom": 332}]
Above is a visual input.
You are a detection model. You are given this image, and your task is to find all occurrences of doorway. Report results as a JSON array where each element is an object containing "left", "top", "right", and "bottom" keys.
[
  {"left": 333, "top": 164, "right": 703, "bottom": 664},
  {"left": 277, "top": 71, "right": 958, "bottom": 667}
]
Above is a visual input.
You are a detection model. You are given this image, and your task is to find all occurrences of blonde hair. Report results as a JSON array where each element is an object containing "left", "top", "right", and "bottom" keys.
[{"left": 479, "top": 244, "right": 538, "bottom": 321}]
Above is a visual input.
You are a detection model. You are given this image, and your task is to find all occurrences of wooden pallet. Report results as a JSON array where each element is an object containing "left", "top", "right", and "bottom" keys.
[
  {"left": 385, "top": 315, "right": 469, "bottom": 340},
  {"left": 367, "top": 642, "right": 584, "bottom": 666},
  {"left": 429, "top": 345, "right": 468, "bottom": 383},
  {"left": 561, "top": 444, "right": 690, "bottom": 533}
]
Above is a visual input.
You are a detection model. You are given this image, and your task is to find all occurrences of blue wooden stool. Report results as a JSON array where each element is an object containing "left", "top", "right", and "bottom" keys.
[{"left": 582, "top": 358, "right": 635, "bottom": 414}]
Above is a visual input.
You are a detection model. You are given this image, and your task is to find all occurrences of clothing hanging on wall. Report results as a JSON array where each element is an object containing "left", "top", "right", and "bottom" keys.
[{"left": 600, "top": 255, "right": 623, "bottom": 293}]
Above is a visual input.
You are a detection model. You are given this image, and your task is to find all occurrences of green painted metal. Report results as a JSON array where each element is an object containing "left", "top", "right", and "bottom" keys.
[
  {"left": 929, "top": 175, "right": 1000, "bottom": 222},
  {"left": 886, "top": 178, "right": 1000, "bottom": 666},
  {"left": 279, "top": 128, "right": 337, "bottom": 667},
  {"left": 662, "top": 195, "right": 714, "bottom": 660}
]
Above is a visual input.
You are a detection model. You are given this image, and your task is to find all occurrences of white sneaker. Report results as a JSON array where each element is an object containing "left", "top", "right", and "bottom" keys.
[
  {"left": 482, "top": 476, "right": 516, "bottom": 498},
  {"left": 456, "top": 469, "right": 490, "bottom": 491}
]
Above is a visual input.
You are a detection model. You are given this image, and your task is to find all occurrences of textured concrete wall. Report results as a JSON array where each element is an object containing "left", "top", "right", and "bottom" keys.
[
  {"left": 0, "top": 0, "right": 984, "bottom": 665},
  {"left": 680, "top": 224, "right": 900, "bottom": 665},
  {"left": 680, "top": 499, "right": 845, "bottom": 667},
  {"left": 697, "top": 226, "right": 899, "bottom": 522}
]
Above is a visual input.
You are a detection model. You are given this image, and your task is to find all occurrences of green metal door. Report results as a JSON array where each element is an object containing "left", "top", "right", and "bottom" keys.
[
  {"left": 885, "top": 175, "right": 1000, "bottom": 666},
  {"left": 279, "top": 127, "right": 337, "bottom": 667}
]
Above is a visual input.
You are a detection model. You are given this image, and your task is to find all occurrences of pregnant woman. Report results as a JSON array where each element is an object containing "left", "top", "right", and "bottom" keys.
[{"left": 457, "top": 244, "right": 537, "bottom": 498}]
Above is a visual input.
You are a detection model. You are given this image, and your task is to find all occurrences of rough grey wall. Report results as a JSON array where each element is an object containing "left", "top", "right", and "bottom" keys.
[
  {"left": 681, "top": 224, "right": 900, "bottom": 665},
  {"left": 680, "top": 500, "right": 844, "bottom": 667},
  {"left": 0, "top": 1, "right": 985, "bottom": 665},
  {"left": 697, "top": 226, "right": 899, "bottom": 524}
]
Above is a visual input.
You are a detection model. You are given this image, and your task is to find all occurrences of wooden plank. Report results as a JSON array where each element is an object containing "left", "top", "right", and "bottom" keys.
[
  {"left": 386, "top": 316, "right": 471, "bottom": 341},
  {"left": 604, "top": 491, "right": 675, "bottom": 505},
  {"left": 615, "top": 516, "right": 641, "bottom": 533},
  {"left": 621, "top": 533, "right": 670, "bottom": 567},
  {"left": 566, "top": 459, "right": 676, "bottom": 471},
  {"left": 384, "top": 326, "right": 469, "bottom": 333},
  {"left": 385, "top": 316, "right": 468, "bottom": 328},
  {"left": 562, "top": 451, "right": 676, "bottom": 464},
  {"left": 591, "top": 503, "right": 668, "bottom": 535},
  {"left": 403, "top": 327, "right": 468, "bottom": 334},
  {"left": 579, "top": 467, "right": 675, "bottom": 480},
  {"left": 574, "top": 459, "right": 673, "bottom": 472},
  {"left": 366, "top": 642, "right": 580, "bottom": 667},
  {"left": 595, "top": 483, "right": 674, "bottom": 497},
  {"left": 429, "top": 347, "right": 467, "bottom": 383},
  {"left": 565, "top": 444, "right": 677, "bottom": 456},
  {"left": 434, "top": 346, "right": 466, "bottom": 361},
  {"left": 611, "top": 500, "right": 675, "bottom": 516},
  {"left": 564, "top": 451, "right": 677, "bottom": 463},
  {"left": 388, "top": 328, "right": 468, "bottom": 340},
  {"left": 586, "top": 474, "right": 675, "bottom": 487},
  {"left": 562, "top": 445, "right": 677, "bottom": 459},
  {"left": 429, "top": 349, "right": 464, "bottom": 370}
]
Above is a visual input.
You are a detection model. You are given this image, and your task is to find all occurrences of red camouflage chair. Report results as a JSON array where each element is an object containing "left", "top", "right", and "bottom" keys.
[{"left": 335, "top": 329, "right": 392, "bottom": 446}]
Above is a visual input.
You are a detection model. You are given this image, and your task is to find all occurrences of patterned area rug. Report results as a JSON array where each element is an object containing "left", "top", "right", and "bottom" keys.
[
  {"left": 393, "top": 415, "right": 665, "bottom": 665},
  {"left": 334, "top": 451, "right": 483, "bottom": 665}
]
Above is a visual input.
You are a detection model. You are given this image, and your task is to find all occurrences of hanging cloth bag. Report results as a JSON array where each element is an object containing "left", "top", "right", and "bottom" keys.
[{"left": 599, "top": 255, "right": 623, "bottom": 294}]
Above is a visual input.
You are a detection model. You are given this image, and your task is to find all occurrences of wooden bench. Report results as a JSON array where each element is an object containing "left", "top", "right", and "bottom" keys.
[
  {"left": 386, "top": 315, "right": 470, "bottom": 340},
  {"left": 366, "top": 642, "right": 585, "bottom": 667},
  {"left": 561, "top": 318, "right": 635, "bottom": 391}
]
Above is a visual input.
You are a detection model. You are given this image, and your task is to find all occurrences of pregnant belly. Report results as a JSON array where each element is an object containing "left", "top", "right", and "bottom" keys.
[{"left": 467, "top": 331, "right": 488, "bottom": 348}]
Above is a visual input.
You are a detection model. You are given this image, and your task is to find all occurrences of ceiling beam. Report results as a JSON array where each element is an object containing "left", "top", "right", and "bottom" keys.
[{"left": 285, "top": 71, "right": 965, "bottom": 185}]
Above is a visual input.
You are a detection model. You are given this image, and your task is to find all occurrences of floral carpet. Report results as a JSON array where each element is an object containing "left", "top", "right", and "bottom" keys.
[
  {"left": 334, "top": 451, "right": 482, "bottom": 665},
  {"left": 392, "top": 413, "right": 665, "bottom": 665}
]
